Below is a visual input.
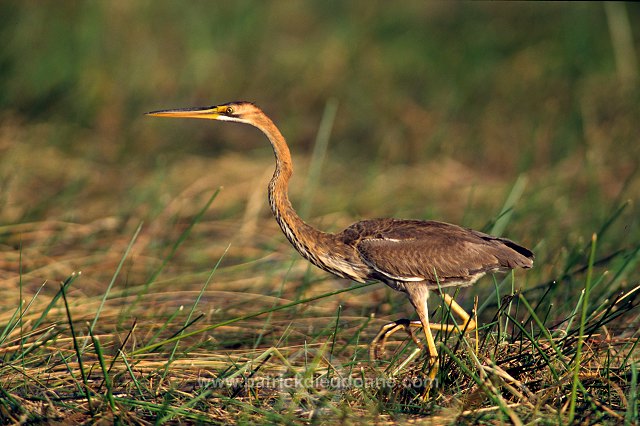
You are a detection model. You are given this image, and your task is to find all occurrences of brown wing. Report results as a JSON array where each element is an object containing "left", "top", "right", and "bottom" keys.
[{"left": 340, "top": 219, "right": 533, "bottom": 285}]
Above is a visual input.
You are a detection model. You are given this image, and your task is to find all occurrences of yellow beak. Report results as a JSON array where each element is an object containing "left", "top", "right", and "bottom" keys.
[{"left": 145, "top": 105, "right": 223, "bottom": 120}]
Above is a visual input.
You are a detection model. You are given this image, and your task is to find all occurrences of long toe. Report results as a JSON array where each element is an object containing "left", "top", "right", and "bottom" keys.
[{"left": 370, "top": 319, "right": 424, "bottom": 360}]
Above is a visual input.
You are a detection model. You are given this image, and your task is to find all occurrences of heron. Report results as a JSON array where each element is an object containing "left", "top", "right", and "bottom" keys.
[{"left": 146, "top": 101, "right": 534, "bottom": 375}]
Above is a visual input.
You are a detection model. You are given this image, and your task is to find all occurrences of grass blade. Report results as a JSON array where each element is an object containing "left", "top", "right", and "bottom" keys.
[
  {"left": 131, "top": 281, "right": 375, "bottom": 355},
  {"left": 88, "top": 328, "right": 117, "bottom": 412},
  {"left": 569, "top": 233, "right": 597, "bottom": 423},
  {"left": 31, "top": 272, "right": 81, "bottom": 331},
  {"left": 625, "top": 362, "right": 638, "bottom": 425},
  {"left": 160, "top": 245, "right": 230, "bottom": 381},
  {"left": 60, "top": 279, "right": 94, "bottom": 416},
  {"left": 141, "top": 188, "right": 220, "bottom": 294},
  {"left": 489, "top": 174, "right": 527, "bottom": 237},
  {"left": 300, "top": 98, "right": 338, "bottom": 219},
  {"left": 90, "top": 221, "right": 143, "bottom": 333}
]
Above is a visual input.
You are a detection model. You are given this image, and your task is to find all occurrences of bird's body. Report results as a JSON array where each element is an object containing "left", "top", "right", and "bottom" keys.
[
  {"left": 147, "top": 101, "right": 534, "bottom": 368},
  {"left": 296, "top": 217, "right": 533, "bottom": 290}
]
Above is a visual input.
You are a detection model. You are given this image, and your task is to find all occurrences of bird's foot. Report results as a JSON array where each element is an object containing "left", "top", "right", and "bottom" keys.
[{"left": 369, "top": 318, "right": 424, "bottom": 360}]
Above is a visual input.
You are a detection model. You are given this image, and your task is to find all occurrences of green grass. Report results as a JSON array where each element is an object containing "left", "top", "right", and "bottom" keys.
[{"left": 1, "top": 2, "right": 640, "bottom": 424}]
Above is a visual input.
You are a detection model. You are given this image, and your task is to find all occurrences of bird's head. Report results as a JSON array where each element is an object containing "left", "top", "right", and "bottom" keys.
[{"left": 146, "top": 101, "right": 261, "bottom": 125}]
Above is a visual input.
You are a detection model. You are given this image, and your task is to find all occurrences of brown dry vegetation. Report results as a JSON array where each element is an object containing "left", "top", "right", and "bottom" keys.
[{"left": 1, "top": 2, "right": 639, "bottom": 424}]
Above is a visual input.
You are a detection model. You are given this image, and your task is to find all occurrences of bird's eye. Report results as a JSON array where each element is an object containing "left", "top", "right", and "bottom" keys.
[{"left": 225, "top": 106, "right": 234, "bottom": 115}]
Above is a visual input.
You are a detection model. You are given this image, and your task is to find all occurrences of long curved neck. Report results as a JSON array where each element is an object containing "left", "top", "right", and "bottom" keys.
[{"left": 249, "top": 112, "right": 329, "bottom": 261}]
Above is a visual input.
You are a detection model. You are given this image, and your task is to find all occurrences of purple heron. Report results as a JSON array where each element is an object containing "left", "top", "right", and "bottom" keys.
[{"left": 147, "top": 101, "right": 534, "bottom": 372}]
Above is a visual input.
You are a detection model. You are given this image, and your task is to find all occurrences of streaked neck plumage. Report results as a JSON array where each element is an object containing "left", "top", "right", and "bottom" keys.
[
  {"left": 243, "top": 109, "right": 368, "bottom": 282},
  {"left": 246, "top": 110, "right": 328, "bottom": 260}
]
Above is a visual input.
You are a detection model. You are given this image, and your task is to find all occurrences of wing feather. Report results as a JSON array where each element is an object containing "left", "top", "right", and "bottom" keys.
[{"left": 339, "top": 218, "right": 533, "bottom": 285}]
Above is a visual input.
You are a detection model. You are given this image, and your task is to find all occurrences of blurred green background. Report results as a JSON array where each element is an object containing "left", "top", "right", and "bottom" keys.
[
  {"left": 1, "top": 1, "right": 639, "bottom": 290},
  {"left": 1, "top": 5, "right": 639, "bottom": 422}
]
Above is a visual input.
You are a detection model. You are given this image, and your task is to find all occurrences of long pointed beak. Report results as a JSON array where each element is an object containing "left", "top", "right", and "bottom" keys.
[{"left": 145, "top": 105, "right": 223, "bottom": 120}]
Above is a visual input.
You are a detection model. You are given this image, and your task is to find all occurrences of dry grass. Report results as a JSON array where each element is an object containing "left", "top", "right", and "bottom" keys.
[
  {"left": 2, "top": 2, "right": 640, "bottom": 424},
  {"left": 1, "top": 106, "right": 640, "bottom": 423},
  {"left": 0, "top": 266, "right": 638, "bottom": 424}
]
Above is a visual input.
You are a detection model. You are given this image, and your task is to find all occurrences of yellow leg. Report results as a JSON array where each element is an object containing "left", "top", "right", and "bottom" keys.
[
  {"left": 440, "top": 293, "right": 476, "bottom": 333},
  {"left": 370, "top": 292, "right": 476, "bottom": 360},
  {"left": 370, "top": 290, "right": 477, "bottom": 399},
  {"left": 407, "top": 288, "right": 439, "bottom": 395}
]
